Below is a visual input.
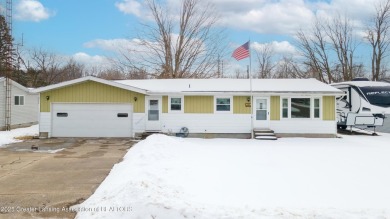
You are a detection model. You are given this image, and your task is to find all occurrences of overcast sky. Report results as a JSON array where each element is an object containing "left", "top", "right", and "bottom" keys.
[{"left": 9, "top": 0, "right": 381, "bottom": 72}]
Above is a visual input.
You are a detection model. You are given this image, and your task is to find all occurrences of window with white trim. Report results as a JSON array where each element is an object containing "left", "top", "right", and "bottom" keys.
[
  {"left": 282, "top": 98, "right": 289, "bottom": 118},
  {"left": 14, "top": 95, "right": 25, "bottom": 106},
  {"left": 216, "top": 97, "right": 231, "bottom": 112},
  {"left": 281, "top": 97, "right": 321, "bottom": 119},
  {"left": 170, "top": 97, "right": 182, "bottom": 111},
  {"left": 291, "top": 98, "right": 311, "bottom": 118},
  {"left": 314, "top": 98, "right": 320, "bottom": 118}
]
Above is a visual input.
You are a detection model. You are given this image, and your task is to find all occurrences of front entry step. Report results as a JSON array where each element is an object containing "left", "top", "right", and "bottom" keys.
[
  {"left": 253, "top": 128, "right": 277, "bottom": 140},
  {"left": 255, "top": 136, "right": 278, "bottom": 140}
]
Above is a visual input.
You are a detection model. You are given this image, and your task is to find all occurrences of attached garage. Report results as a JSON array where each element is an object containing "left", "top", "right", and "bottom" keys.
[{"left": 52, "top": 103, "right": 133, "bottom": 137}]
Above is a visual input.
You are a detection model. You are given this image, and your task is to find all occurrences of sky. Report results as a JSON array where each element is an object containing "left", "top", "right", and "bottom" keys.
[{"left": 4, "top": 0, "right": 383, "bottom": 74}]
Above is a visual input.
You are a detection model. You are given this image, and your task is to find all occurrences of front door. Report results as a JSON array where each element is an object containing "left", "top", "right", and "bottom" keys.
[
  {"left": 146, "top": 97, "right": 162, "bottom": 131},
  {"left": 253, "top": 97, "right": 270, "bottom": 128}
]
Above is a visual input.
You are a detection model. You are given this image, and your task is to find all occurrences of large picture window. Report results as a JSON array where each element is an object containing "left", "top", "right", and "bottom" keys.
[
  {"left": 216, "top": 97, "right": 231, "bottom": 112},
  {"left": 291, "top": 98, "right": 311, "bottom": 118}
]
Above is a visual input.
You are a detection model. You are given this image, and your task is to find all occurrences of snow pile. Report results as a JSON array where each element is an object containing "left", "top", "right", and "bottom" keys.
[
  {"left": 0, "top": 125, "right": 39, "bottom": 147},
  {"left": 76, "top": 134, "right": 390, "bottom": 218}
]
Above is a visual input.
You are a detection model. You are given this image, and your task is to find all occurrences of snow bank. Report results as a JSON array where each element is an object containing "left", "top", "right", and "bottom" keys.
[
  {"left": 0, "top": 125, "right": 39, "bottom": 147},
  {"left": 76, "top": 134, "right": 390, "bottom": 218}
]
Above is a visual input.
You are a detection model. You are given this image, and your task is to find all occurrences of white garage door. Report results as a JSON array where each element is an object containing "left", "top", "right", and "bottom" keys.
[{"left": 52, "top": 103, "right": 133, "bottom": 137}]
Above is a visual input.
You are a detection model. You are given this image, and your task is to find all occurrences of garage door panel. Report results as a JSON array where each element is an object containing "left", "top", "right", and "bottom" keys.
[{"left": 52, "top": 103, "right": 133, "bottom": 137}]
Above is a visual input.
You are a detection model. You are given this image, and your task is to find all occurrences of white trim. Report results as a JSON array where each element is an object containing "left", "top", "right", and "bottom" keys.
[
  {"left": 214, "top": 96, "right": 233, "bottom": 114},
  {"left": 14, "top": 95, "right": 25, "bottom": 106},
  {"left": 280, "top": 96, "right": 322, "bottom": 120},
  {"left": 145, "top": 96, "right": 162, "bottom": 131},
  {"left": 168, "top": 95, "right": 184, "bottom": 113},
  {"left": 32, "top": 76, "right": 147, "bottom": 94},
  {"left": 253, "top": 96, "right": 270, "bottom": 129},
  {"left": 312, "top": 97, "right": 322, "bottom": 120}
]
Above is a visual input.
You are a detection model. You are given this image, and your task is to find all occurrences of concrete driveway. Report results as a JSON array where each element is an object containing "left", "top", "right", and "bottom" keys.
[{"left": 0, "top": 138, "right": 135, "bottom": 218}]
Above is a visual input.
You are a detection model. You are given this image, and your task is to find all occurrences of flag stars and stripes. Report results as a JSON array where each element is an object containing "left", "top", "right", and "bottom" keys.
[{"left": 232, "top": 41, "right": 250, "bottom": 61}]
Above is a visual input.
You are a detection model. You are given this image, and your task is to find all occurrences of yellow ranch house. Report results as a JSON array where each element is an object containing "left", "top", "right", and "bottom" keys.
[{"left": 33, "top": 76, "right": 343, "bottom": 138}]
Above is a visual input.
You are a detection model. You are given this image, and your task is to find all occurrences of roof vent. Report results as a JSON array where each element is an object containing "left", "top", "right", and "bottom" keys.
[{"left": 352, "top": 77, "right": 370, "bottom": 81}]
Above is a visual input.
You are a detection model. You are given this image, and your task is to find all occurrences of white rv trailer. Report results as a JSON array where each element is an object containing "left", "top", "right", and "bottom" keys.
[{"left": 331, "top": 80, "right": 390, "bottom": 130}]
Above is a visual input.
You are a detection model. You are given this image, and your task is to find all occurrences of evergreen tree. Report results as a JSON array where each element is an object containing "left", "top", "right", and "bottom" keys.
[{"left": 0, "top": 14, "right": 13, "bottom": 78}]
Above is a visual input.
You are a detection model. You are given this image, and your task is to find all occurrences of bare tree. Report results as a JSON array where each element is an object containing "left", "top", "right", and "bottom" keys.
[
  {"left": 296, "top": 14, "right": 360, "bottom": 82},
  {"left": 255, "top": 44, "right": 275, "bottom": 78},
  {"left": 367, "top": 0, "right": 390, "bottom": 81},
  {"left": 55, "top": 58, "right": 85, "bottom": 83},
  {"left": 120, "top": 0, "right": 225, "bottom": 78},
  {"left": 274, "top": 56, "right": 305, "bottom": 79},
  {"left": 326, "top": 15, "right": 358, "bottom": 81},
  {"left": 28, "top": 48, "right": 64, "bottom": 86},
  {"left": 296, "top": 20, "right": 332, "bottom": 83}
]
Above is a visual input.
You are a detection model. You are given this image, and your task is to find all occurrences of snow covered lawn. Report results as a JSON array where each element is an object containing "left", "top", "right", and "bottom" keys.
[
  {"left": 0, "top": 125, "right": 39, "bottom": 147},
  {"left": 76, "top": 134, "right": 390, "bottom": 218}
]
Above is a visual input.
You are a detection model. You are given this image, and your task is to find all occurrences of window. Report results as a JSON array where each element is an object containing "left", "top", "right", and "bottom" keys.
[
  {"left": 117, "top": 113, "right": 128, "bottom": 117},
  {"left": 14, "top": 96, "right": 24, "bottom": 106},
  {"left": 314, "top": 98, "right": 320, "bottom": 118},
  {"left": 170, "top": 97, "right": 182, "bottom": 111},
  {"left": 291, "top": 98, "right": 311, "bottom": 118},
  {"left": 216, "top": 97, "right": 231, "bottom": 112},
  {"left": 148, "top": 100, "right": 159, "bottom": 121},
  {"left": 282, "top": 98, "right": 288, "bottom": 118},
  {"left": 57, "top": 113, "right": 68, "bottom": 117}
]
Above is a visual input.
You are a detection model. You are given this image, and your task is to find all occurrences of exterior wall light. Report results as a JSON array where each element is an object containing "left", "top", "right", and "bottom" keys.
[
  {"left": 133, "top": 97, "right": 138, "bottom": 102},
  {"left": 46, "top": 96, "right": 50, "bottom": 100}
]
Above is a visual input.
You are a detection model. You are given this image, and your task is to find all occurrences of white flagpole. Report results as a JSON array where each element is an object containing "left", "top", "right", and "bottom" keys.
[{"left": 249, "top": 40, "right": 254, "bottom": 139}]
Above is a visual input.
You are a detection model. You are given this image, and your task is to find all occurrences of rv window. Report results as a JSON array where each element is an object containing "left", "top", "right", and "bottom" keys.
[
  {"left": 360, "top": 86, "right": 390, "bottom": 107},
  {"left": 57, "top": 113, "right": 68, "bottom": 117}
]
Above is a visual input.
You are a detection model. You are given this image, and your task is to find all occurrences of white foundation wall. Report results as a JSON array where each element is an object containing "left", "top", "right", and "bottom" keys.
[
  {"left": 158, "top": 114, "right": 336, "bottom": 135},
  {"left": 39, "top": 112, "right": 51, "bottom": 136},
  {"left": 270, "top": 120, "right": 336, "bottom": 134},
  {"left": 133, "top": 113, "right": 146, "bottom": 136},
  {"left": 40, "top": 112, "right": 337, "bottom": 137},
  {"left": 160, "top": 114, "right": 252, "bottom": 134}
]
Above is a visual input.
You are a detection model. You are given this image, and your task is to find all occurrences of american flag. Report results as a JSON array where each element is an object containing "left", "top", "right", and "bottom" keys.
[{"left": 232, "top": 41, "right": 250, "bottom": 61}]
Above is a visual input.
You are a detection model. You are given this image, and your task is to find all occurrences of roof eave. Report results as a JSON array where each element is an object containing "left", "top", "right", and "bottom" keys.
[
  {"left": 32, "top": 76, "right": 147, "bottom": 94},
  {"left": 146, "top": 91, "right": 344, "bottom": 96}
]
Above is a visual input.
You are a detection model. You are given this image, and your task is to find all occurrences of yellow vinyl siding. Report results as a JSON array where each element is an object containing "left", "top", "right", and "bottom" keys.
[
  {"left": 323, "top": 96, "right": 336, "bottom": 120},
  {"left": 162, "top": 96, "right": 168, "bottom": 113},
  {"left": 233, "top": 96, "right": 251, "bottom": 114},
  {"left": 270, "top": 96, "right": 280, "bottom": 120},
  {"left": 184, "top": 96, "right": 213, "bottom": 113},
  {"left": 40, "top": 81, "right": 145, "bottom": 113}
]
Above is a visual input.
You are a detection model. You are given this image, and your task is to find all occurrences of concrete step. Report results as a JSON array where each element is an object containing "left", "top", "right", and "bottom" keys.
[
  {"left": 255, "top": 136, "right": 278, "bottom": 140},
  {"left": 253, "top": 128, "right": 274, "bottom": 133},
  {"left": 254, "top": 132, "right": 276, "bottom": 136},
  {"left": 253, "top": 128, "right": 277, "bottom": 140}
]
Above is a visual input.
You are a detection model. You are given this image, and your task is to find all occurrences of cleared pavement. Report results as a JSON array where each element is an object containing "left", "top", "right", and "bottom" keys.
[{"left": 0, "top": 138, "right": 134, "bottom": 218}]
